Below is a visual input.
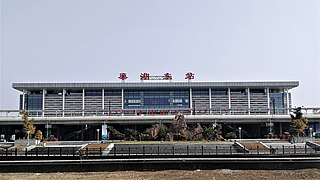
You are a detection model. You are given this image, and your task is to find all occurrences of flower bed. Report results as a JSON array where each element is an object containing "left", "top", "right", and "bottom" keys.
[{"left": 240, "top": 142, "right": 268, "bottom": 150}]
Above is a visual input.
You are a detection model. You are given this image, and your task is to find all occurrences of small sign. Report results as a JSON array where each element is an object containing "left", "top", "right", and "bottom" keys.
[{"left": 101, "top": 125, "right": 108, "bottom": 140}]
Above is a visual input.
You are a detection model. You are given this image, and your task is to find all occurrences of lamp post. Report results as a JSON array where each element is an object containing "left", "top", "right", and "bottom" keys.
[
  {"left": 238, "top": 127, "right": 242, "bottom": 142},
  {"left": 97, "top": 129, "right": 100, "bottom": 142},
  {"left": 27, "top": 131, "right": 30, "bottom": 146}
]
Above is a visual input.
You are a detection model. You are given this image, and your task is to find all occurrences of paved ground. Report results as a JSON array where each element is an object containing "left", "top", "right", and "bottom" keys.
[{"left": 1, "top": 169, "right": 320, "bottom": 180}]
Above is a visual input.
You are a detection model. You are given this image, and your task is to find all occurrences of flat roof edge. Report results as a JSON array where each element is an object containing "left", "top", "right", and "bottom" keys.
[{"left": 12, "top": 81, "right": 299, "bottom": 92}]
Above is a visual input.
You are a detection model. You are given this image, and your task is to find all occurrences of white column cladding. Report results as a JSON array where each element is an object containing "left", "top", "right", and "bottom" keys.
[
  {"left": 266, "top": 88, "right": 270, "bottom": 115},
  {"left": 121, "top": 89, "right": 124, "bottom": 115},
  {"left": 42, "top": 89, "right": 46, "bottom": 117},
  {"left": 209, "top": 88, "right": 212, "bottom": 114},
  {"left": 82, "top": 89, "right": 85, "bottom": 117},
  {"left": 228, "top": 88, "right": 231, "bottom": 114},
  {"left": 22, "top": 90, "right": 26, "bottom": 110},
  {"left": 62, "top": 89, "right": 66, "bottom": 117},
  {"left": 286, "top": 88, "right": 290, "bottom": 114},
  {"left": 102, "top": 89, "right": 105, "bottom": 114},
  {"left": 247, "top": 88, "right": 250, "bottom": 115},
  {"left": 189, "top": 88, "right": 193, "bottom": 114}
]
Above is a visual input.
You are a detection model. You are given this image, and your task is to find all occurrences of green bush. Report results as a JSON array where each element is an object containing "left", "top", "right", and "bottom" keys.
[{"left": 226, "top": 132, "right": 237, "bottom": 139}]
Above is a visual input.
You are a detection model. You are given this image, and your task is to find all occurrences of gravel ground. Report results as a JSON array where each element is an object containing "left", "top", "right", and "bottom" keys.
[{"left": 1, "top": 169, "right": 320, "bottom": 180}]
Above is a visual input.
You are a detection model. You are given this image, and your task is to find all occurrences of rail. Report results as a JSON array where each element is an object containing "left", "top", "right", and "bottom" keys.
[
  {"left": 1, "top": 144, "right": 320, "bottom": 158},
  {"left": 0, "top": 107, "right": 319, "bottom": 117}
]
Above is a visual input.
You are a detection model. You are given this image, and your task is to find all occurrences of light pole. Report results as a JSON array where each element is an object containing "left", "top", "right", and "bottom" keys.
[
  {"left": 238, "top": 127, "right": 242, "bottom": 142},
  {"left": 97, "top": 129, "right": 100, "bottom": 142},
  {"left": 310, "top": 127, "right": 313, "bottom": 141},
  {"left": 27, "top": 131, "right": 30, "bottom": 146}
]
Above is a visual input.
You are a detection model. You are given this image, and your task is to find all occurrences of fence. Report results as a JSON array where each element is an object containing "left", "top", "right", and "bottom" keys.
[{"left": 1, "top": 145, "right": 320, "bottom": 158}]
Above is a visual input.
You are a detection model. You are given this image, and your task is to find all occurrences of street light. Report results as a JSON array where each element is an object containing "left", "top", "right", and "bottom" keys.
[
  {"left": 97, "top": 129, "right": 100, "bottom": 142},
  {"left": 27, "top": 131, "right": 30, "bottom": 146},
  {"left": 238, "top": 127, "right": 242, "bottom": 142}
]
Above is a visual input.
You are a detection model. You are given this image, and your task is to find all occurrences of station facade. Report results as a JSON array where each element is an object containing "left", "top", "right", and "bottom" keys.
[
  {"left": 7, "top": 80, "right": 304, "bottom": 141},
  {"left": 13, "top": 81, "right": 297, "bottom": 117}
]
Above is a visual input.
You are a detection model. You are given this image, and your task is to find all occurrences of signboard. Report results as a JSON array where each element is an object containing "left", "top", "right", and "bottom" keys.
[
  {"left": 140, "top": 72, "right": 172, "bottom": 81},
  {"left": 101, "top": 124, "right": 108, "bottom": 140},
  {"left": 118, "top": 73, "right": 128, "bottom": 81}
]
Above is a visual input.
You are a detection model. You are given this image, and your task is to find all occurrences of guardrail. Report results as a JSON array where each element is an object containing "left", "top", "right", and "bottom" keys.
[
  {"left": 1, "top": 144, "right": 320, "bottom": 158},
  {"left": 1, "top": 107, "right": 319, "bottom": 117}
]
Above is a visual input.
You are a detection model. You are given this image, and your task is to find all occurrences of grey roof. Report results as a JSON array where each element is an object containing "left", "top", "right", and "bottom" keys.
[{"left": 12, "top": 81, "right": 299, "bottom": 92}]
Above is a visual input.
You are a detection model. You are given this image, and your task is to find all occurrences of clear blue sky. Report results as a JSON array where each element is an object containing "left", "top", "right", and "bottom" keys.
[{"left": 1, "top": 0, "right": 319, "bottom": 109}]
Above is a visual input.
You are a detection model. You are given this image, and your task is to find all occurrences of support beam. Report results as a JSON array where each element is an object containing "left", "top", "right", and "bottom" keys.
[
  {"left": 286, "top": 88, "right": 290, "bottom": 114},
  {"left": 82, "top": 89, "right": 85, "bottom": 117},
  {"left": 247, "top": 88, "right": 250, "bottom": 115},
  {"left": 62, "top": 89, "right": 66, "bottom": 117},
  {"left": 267, "top": 88, "right": 270, "bottom": 115},
  {"left": 228, "top": 88, "right": 231, "bottom": 114},
  {"left": 22, "top": 90, "right": 26, "bottom": 110},
  {"left": 189, "top": 88, "right": 193, "bottom": 114},
  {"left": 102, "top": 89, "right": 105, "bottom": 114},
  {"left": 209, "top": 88, "right": 212, "bottom": 115},
  {"left": 42, "top": 89, "right": 46, "bottom": 117},
  {"left": 121, "top": 89, "right": 124, "bottom": 115}
]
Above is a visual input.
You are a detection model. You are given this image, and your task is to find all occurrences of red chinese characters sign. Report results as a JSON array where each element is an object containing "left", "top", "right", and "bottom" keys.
[
  {"left": 140, "top": 73, "right": 150, "bottom": 80},
  {"left": 118, "top": 73, "right": 128, "bottom": 81},
  {"left": 140, "top": 72, "right": 172, "bottom": 81},
  {"left": 185, "top": 72, "right": 194, "bottom": 80}
]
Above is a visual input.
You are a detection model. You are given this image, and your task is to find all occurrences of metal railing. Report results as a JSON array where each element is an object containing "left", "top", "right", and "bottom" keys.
[
  {"left": 1, "top": 145, "right": 320, "bottom": 157},
  {"left": 0, "top": 107, "right": 319, "bottom": 118}
]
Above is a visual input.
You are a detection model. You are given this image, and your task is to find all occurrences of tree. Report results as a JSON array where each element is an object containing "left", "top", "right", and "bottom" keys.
[
  {"left": 290, "top": 107, "right": 308, "bottom": 137},
  {"left": 203, "top": 124, "right": 223, "bottom": 140},
  {"left": 22, "top": 110, "right": 36, "bottom": 137},
  {"left": 226, "top": 132, "right": 237, "bottom": 139},
  {"left": 34, "top": 130, "right": 43, "bottom": 141},
  {"left": 108, "top": 126, "right": 125, "bottom": 140},
  {"left": 158, "top": 125, "right": 168, "bottom": 139},
  {"left": 124, "top": 128, "right": 140, "bottom": 140}
]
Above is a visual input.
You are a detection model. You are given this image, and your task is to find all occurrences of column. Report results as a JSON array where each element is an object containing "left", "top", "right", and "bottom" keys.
[
  {"left": 228, "top": 88, "right": 231, "bottom": 114},
  {"left": 102, "top": 89, "right": 105, "bottom": 114},
  {"left": 266, "top": 88, "right": 270, "bottom": 115},
  {"left": 209, "top": 88, "right": 212, "bottom": 114},
  {"left": 279, "top": 123, "right": 283, "bottom": 137},
  {"left": 286, "top": 88, "right": 290, "bottom": 114},
  {"left": 121, "top": 89, "right": 124, "bottom": 115},
  {"left": 82, "top": 89, "right": 85, "bottom": 117},
  {"left": 189, "top": 88, "right": 193, "bottom": 114},
  {"left": 42, "top": 89, "right": 46, "bottom": 117},
  {"left": 62, "top": 89, "right": 66, "bottom": 117},
  {"left": 22, "top": 90, "right": 26, "bottom": 110},
  {"left": 247, "top": 88, "right": 250, "bottom": 115}
]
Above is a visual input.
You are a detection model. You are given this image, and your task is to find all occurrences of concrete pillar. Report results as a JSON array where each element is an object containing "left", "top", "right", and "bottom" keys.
[
  {"left": 62, "top": 89, "right": 66, "bottom": 117},
  {"left": 228, "top": 88, "right": 231, "bottom": 114},
  {"left": 209, "top": 88, "right": 212, "bottom": 114},
  {"left": 81, "top": 125, "right": 84, "bottom": 141},
  {"left": 42, "top": 89, "right": 46, "bottom": 117},
  {"left": 286, "top": 88, "right": 290, "bottom": 114},
  {"left": 267, "top": 88, "right": 270, "bottom": 115},
  {"left": 102, "top": 89, "right": 105, "bottom": 114},
  {"left": 121, "top": 89, "right": 124, "bottom": 115},
  {"left": 189, "top": 88, "right": 193, "bottom": 114},
  {"left": 82, "top": 89, "right": 85, "bottom": 117},
  {"left": 247, "top": 88, "right": 250, "bottom": 115},
  {"left": 22, "top": 90, "right": 26, "bottom": 110}
]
